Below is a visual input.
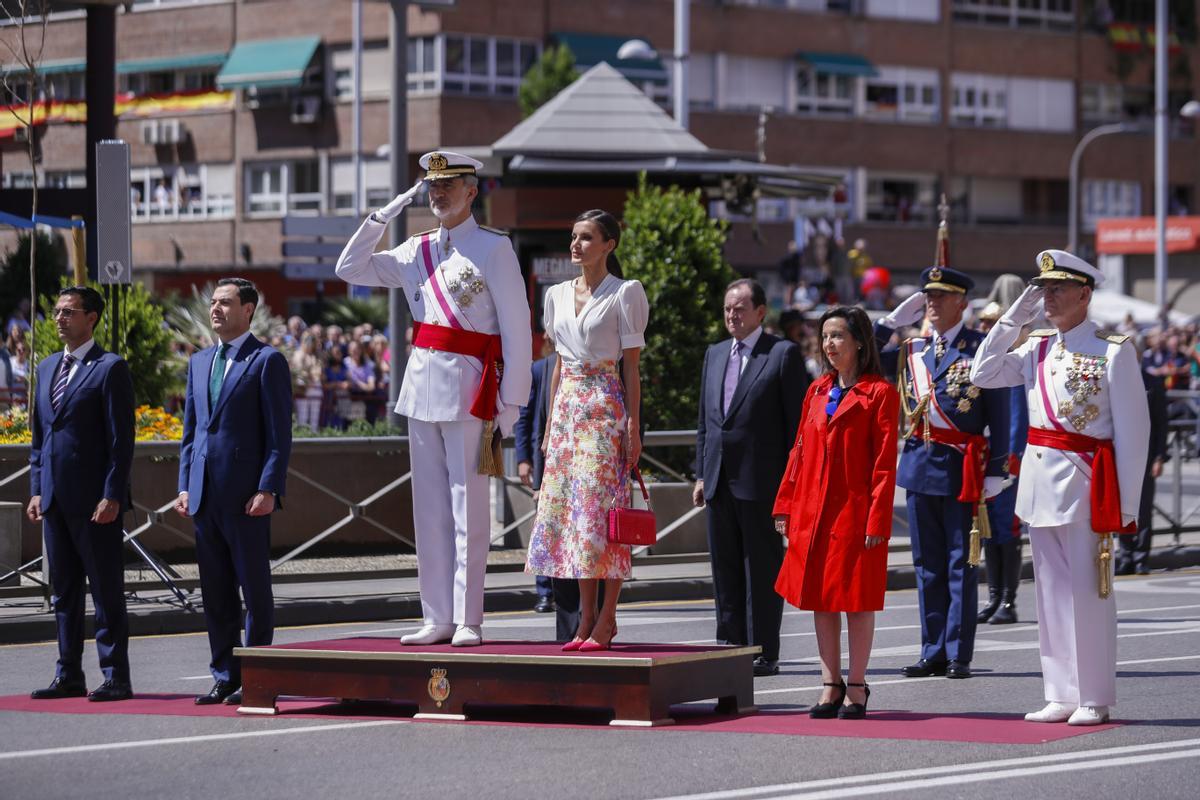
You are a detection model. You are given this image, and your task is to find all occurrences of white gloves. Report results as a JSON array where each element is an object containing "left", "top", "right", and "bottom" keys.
[
  {"left": 1002, "top": 285, "right": 1044, "bottom": 327},
  {"left": 496, "top": 405, "right": 520, "bottom": 438},
  {"left": 373, "top": 180, "right": 425, "bottom": 223},
  {"left": 983, "top": 476, "right": 1009, "bottom": 500},
  {"left": 884, "top": 291, "right": 926, "bottom": 329}
]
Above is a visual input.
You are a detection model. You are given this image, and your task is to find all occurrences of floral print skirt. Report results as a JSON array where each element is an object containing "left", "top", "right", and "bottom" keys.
[{"left": 525, "top": 360, "right": 631, "bottom": 580}]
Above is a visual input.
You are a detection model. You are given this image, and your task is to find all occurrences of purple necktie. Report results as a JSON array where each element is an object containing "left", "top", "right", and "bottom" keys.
[
  {"left": 51, "top": 354, "right": 75, "bottom": 412},
  {"left": 723, "top": 340, "right": 742, "bottom": 414}
]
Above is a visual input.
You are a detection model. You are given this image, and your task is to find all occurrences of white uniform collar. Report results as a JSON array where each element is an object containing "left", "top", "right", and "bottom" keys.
[
  {"left": 1057, "top": 318, "right": 1097, "bottom": 348},
  {"left": 65, "top": 338, "right": 96, "bottom": 361},
  {"left": 734, "top": 326, "right": 763, "bottom": 352},
  {"left": 439, "top": 214, "right": 478, "bottom": 246}
]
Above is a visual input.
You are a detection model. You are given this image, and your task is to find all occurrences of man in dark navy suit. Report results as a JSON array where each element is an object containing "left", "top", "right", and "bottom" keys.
[
  {"left": 28, "top": 286, "right": 135, "bottom": 702},
  {"left": 515, "top": 343, "right": 557, "bottom": 615},
  {"left": 875, "top": 267, "right": 1010, "bottom": 680},
  {"left": 175, "top": 278, "right": 292, "bottom": 706},
  {"left": 694, "top": 279, "right": 808, "bottom": 677}
]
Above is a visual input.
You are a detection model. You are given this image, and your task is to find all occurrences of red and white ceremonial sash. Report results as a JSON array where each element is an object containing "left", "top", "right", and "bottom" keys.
[
  {"left": 1034, "top": 337, "right": 1093, "bottom": 472},
  {"left": 1026, "top": 426, "right": 1130, "bottom": 534},
  {"left": 905, "top": 339, "right": 964, "bottom": 453},
  {"left": 417, "top": 232, "right": 470, "bottom": 331}
]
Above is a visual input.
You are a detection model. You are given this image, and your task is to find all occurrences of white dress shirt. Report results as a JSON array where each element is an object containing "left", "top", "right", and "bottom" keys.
[
  {"left": 60, "top": 338, "right": 96, "bottom": 386},
  {"left": 543, "top": 273, "right": 649, "bottom": 364},
  {"left": 210, "top": 330, "right": 252, "bottom": 381}
]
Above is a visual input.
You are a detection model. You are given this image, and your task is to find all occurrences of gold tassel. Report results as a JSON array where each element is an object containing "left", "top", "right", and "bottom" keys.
[
  {"left": 968, "top": 514, "right": 982, "bottom": 566},
  {"left": 1098, "top": 534, "right": 1114, "bottom": 599},
  {"left": 476, "top": 419, "right": 505, "bottom": 478}
]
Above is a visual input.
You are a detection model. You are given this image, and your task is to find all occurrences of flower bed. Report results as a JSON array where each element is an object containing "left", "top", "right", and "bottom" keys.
[{"left": 0, "top": 405, "right": 184, "bottom": 444}]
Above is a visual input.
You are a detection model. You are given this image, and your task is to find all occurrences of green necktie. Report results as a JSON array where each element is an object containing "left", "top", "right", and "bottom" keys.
[{"left": 209, "top": 342, "right": 229, "bottom": 406}]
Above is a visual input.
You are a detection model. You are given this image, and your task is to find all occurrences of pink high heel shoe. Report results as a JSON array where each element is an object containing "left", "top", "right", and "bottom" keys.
[{"left": 578, "top": 623, "right": 617, "bottom": 652}]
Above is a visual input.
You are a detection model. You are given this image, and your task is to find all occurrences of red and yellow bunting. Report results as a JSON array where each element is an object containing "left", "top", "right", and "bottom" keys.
[{"left": 0, "top": 88, "right": 234, "bottom": 139}]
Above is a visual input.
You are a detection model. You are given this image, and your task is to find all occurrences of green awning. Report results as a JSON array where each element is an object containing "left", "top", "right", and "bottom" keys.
[
  {"left": 217, "top": 35, "right": 321, "bottom": 90},
  {"left": 1, "top": 58, "right": 84, "bottom": 76},
  {"left": 552, "top": 32, "right": 666, "bottom": 83},
  {"left": 117, "top": 52, "right": 227, "bottom": 75},
  {"left": 796, "top": 52, "right": 878, "bottom": 78}
]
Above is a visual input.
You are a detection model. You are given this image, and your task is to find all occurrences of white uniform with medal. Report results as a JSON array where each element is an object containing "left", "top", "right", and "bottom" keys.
[
  {"left": 971, "top": 250, "right": 1149, "bottom": 722},
  {"left": 336, "top": 152, "right": 532, "bottom": 641}
]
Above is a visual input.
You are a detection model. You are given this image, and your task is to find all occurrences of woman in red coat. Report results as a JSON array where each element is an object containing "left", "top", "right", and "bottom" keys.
[{"left": 773, "top": 305, "right": 898, "bottom": 720}]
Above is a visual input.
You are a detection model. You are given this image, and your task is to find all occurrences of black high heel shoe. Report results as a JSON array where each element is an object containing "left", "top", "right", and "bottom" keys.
[
  {"left": 838, "top": 682, "right": 871, "bottom": 720},
  {"left": 808, "top": 681, "right": 847, "bottom": 719}
]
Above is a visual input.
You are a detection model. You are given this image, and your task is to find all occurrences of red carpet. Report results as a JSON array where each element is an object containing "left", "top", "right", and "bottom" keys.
[
  {"left": 267, "top": 637, "right": 730, "bottom": 659},
  {"left": 0, "top": 693, "right": 1117, "bottom": 743}
]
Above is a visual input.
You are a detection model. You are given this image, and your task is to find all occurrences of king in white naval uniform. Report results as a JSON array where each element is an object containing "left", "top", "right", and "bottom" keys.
[
  {"left": 335, "top": 151, "right": 532, "bottom": 647},
  {"left": 970, "top": 249, "right": 1149, "bottom": 725}
]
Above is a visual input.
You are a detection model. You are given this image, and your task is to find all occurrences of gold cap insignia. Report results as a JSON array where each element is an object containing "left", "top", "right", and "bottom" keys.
[
  {"left": 427, "top": 153, "right": 448, "bottom": 171},
  {"left": 1039, "top": 253, "right": 1055, "bottom": 273},
  {"left": 929, "top": 267, "right": 943, "bottom": 281}
]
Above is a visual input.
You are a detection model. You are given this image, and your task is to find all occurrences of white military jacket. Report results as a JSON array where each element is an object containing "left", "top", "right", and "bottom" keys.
[
  {"left": 335, "top": 214, "right": 532, "bottom": 423},
  {"left": 970, "top": 317, "right": 1149, "bottom": 528}
]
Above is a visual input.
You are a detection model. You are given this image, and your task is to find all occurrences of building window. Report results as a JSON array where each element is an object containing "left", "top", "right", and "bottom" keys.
[
  {"left": 44, "top": 72, "right": 85, "bottom": 101},
  {"left": 1082, "top": 179, "right": 1141, "bottom": 232},
  {"left": 129, "top": 164, "right": 234, "bottom": 222},
  {"left": 330, "top": 157, "right": 392, "bottom": 214},
  {"left": 719, "top": 55, "right": 788, "bottom": 111},
  {"left": 408, "top": 36, "right": 440, "bottom": 94},
  {"left": 245, "top": 159, "right": 322, "bottom": 217},
  {"left": 442, "top": 34, "right": 539, "bottom": 97},
  {"left": 865, "top": 172, "right": 937, "bottom": 222},
  {"left": 864, "top": 67, "right": 939, "bottom": 123},
  {"left": 864, "top": 0, "right": 940, "bottom": 22},
  {"left": 724, "top": 0, "right": 857, "bottom": 12},
  {"left": 795, "top": 66, "right": 853, "bottom": 116},
  {"left": 951, "top": 0, "right": 1074, "bottom": 31},
  {"left": 951, "top": 73, "right": 1008, "bottom": 127},
  {"left": 331, "top": 42, "right": 392, "bottom": 102}
]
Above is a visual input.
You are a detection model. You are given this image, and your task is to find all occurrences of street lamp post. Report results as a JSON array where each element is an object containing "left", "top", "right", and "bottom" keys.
[
  {"left": 1155, "top": 0, "right": 1167, "bottom": 313},
  {"left": 1068, "top": 122, "right": 1140, "bottom": 255},
  {"left": 617, "top": 0, "right": 690, "bottom": 129}
]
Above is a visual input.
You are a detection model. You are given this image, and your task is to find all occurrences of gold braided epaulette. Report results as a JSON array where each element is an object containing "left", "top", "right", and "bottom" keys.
[
  {"left": 1096, "top": 330, "right": 1130, "bottom": 345},
  {"left": 1028, "top": 329, "right": 1056, "bottom": 338}
]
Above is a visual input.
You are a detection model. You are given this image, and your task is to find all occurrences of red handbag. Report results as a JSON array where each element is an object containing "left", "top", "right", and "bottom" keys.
[{"left": 607, "top": 468, "right": 657, "bottom": 546}]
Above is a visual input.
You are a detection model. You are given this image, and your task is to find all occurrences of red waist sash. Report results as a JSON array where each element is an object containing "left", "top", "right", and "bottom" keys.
[
  {"left": 1026, "top": 427, "right": 1129, "bottom": 534},
  {"left": 924, "top": 426, "right": 988, "bottom": 505},
  {"left": 412, "top": 321, "right": 502, "bottom": 420}
]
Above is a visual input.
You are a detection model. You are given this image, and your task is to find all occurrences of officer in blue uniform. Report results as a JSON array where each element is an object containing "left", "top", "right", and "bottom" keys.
[{"left": 875, "top": 267, "right": 1011, "bottom": 679}]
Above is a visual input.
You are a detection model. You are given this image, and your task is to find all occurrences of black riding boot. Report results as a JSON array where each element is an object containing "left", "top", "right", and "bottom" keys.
[
  {"left": 977, "top": 539, "right": 1003, "bottom": 623},
  {"left": 990, "top": 538, "right": 1023, "bottom": 625}
]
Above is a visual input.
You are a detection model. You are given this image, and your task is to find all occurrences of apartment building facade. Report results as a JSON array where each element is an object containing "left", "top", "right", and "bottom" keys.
[{"left": 1, "top": 0, "right": 1197, "bottom": 311}]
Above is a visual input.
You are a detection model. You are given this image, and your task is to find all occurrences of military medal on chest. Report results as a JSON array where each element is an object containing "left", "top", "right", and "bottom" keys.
[
  {"left": 444, "top": 263, "right": 486, "bottom": 308},
  {"left": 1056, "top": 344, "right": 1106, "bottom": 431},
  {"left": 943, "top": 358, "right": 981, "bottom": 413}
]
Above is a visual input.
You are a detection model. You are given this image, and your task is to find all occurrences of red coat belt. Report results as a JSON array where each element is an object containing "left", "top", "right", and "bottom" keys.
[
  {"left": 923, "top": 426, "right": 988, "bottom": 505},
  {"left": 412, "top": 321, "right": 502, "bottom": 420},
  {"left": 1026, "top": 426, "right": 1131, "bottom": 534}
]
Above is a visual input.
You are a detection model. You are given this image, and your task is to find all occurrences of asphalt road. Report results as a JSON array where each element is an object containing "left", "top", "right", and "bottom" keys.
[{"left": 1, "top": 570, "right": 1198, "bottom": 800}]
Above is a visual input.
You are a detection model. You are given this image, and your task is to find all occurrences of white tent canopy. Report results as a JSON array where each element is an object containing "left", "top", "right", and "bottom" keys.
[{"left": 1090, "top": 290, "right": 1192, "bottom": 327}]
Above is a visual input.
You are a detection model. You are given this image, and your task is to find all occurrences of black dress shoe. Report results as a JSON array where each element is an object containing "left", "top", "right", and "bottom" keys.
[
  {"left": 195, "top": 680, "right": 237, "bottom": 705},
  {"left": 946, "top": 660, "right": 972, "bottom": 679},
  {"left": 900, "top": 659, "right": 947, "bottom": 678},
  {"left": 752, "top": 657, "right": 780, "bottom": 677},
  {"left": 989, "top": 601, "right": 1018, "bottom": 625},
  {"left": 88, "top": 680, "right": 133, "bottom": 702},
  {"left": 223, "top": 688, "right": 243, "bottom": 706},
  {"left": 1135, "top": 564, "right": 1151, "bottom": 575},
  {"left": 30, "top": 676, "right": 87, "bottom": 700},
  {"left": 809, "top": 680, "right": 846, "bottom": 719},
  {"left": 533, "top": 597, "right": 555, "bottom": 613}
]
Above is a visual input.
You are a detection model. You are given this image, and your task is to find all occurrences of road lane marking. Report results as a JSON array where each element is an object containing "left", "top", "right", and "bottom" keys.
[
  {"left": 647, "top": 737, "right": 1200, "bottom": 800},
  {"left": 0, "top": 720, "right": 406, "bottom": 760}
]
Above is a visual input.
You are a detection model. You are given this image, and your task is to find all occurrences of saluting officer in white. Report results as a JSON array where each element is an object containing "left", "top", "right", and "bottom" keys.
[
  {"left": 335, "top": 151, "right": 532, "bottom": 646},
  {"left": 971, "top": 250, "right": 1149, "bottom": 725}
]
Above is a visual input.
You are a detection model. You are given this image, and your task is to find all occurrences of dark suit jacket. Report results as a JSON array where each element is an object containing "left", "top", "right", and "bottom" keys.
[
  {"left": 514, "top": 354, "right": 556, "bottom": 490},
  {"left": 178, "top": 335, "right": 292, "bottom": 515},
  {"left": 29, "top": 344, "right": 135, "bottom": 516},
  {"left": 696, "top": 332, "right": 808, "bottom": 503}
]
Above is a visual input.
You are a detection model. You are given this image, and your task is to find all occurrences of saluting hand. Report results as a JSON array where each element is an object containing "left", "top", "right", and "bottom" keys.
[
  {"left": 374, "top": 180, "right": 425, "bottom": 223},
  {"left": 884, "top": 291, "right": 926, "bottom": 328},
  {"left": 1003, "top": 284, "right": 1044, "bottom": 327}
]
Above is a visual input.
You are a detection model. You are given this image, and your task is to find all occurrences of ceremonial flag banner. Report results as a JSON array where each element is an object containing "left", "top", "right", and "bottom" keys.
[{"left": 0, "top": 89, "right": 235, "bottom": 139}]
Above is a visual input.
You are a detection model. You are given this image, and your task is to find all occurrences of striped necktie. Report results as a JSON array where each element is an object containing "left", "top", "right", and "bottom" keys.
[
  {"left": 51, "top": 354, "right": 75, "bottom": 412},
  {"left": 209, "top": 343, "right": 229, "bottom": 406}
]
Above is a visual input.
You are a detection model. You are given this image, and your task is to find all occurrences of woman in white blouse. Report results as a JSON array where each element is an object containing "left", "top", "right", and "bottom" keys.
[{"left": 525, "top": 209, "right": 649, "bottom": 651}]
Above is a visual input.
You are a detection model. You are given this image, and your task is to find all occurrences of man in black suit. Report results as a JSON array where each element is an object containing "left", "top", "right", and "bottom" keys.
[
  {"left": 694, "top": 279, "right": 808, "bottom": 676},
  {"left": 28, "top": 286, "right": 135, "bottom": 702},
  {"left": 175, "top": 278, "right": 292, "bottom": 707},
  {"left": 1117, "top": 369, "right": 1169, "bottom": 575}
]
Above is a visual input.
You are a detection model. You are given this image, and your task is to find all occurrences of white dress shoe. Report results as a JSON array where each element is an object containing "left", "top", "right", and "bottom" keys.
[
  {"left": 1024, "top": 702, "right": 1077, "bottom": 723},
  {"left": 400, "top": 624, "right": 455, "bottom": 645},
  {"left": 1068, "top": 705, "right": 1110, "bottom": 726},
  {"left": 451, "top": 625, "right": 483, "bottom": 647}
]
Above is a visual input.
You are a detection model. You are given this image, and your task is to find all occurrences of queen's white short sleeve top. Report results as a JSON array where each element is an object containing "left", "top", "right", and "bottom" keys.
[{"left": 544, "top": 274, "right": 649, "bottom": 363}]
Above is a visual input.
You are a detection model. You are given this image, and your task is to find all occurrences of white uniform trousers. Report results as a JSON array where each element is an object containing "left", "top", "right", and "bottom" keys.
[
  {"left": 1029, "top": 521, "right": 1118, "bottom": 707},
  {"left": 408, "top": 417, "right": 489, "bottom": 626}
]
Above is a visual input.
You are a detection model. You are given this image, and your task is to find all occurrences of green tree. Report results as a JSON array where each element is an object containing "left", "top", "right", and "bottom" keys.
[
  {"left": 33, "top": 280, "right": 178, "bottom": 407},
  {"left": 0, "top": 231, "right": 67, "bottom": 327},
  {"left": 323, "top": 294, "right": 389, "bottom": 332},
  {"left": 518, "top": 44, "right": 579, "bottom": 118},
  {"left": 618, "top": 174, "right": 738, "bottom": 432},
  {"left": 163, "top": 282, "right": 285, "bottom": 351}
]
